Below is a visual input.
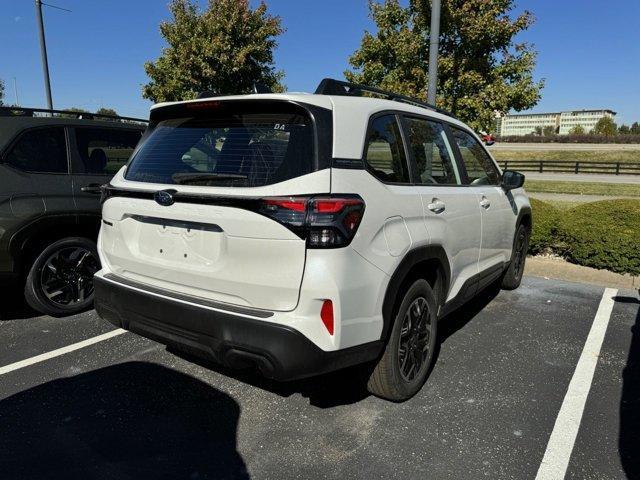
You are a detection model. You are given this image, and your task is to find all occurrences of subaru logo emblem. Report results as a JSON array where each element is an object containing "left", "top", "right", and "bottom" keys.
[{"left": 154, "top": 189, "right": 176, "bottom": 206}]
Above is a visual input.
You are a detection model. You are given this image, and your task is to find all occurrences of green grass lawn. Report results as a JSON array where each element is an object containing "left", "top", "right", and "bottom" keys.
[
  {"left": 525, "top": 179, "right": 640, "bottom": 197},
  {"left": 492, "top": 149, "right": 640, "bottom": 163}
]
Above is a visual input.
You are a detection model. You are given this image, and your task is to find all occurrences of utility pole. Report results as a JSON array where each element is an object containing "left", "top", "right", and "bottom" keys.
[
  {"left": 35, "top": 0, "right": 53, "bottom": 110},
  {"left": 426, "top": 0, "right": 441, "bottom": 105},
  {"left": 13, "top": 77, "right": 20, "bottom": 106}
]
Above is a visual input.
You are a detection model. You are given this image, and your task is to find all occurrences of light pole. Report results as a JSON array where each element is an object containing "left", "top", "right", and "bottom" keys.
[
  {"left": 13, "top": 77, "right": 20, "bottom": 106},
  {"left": 426, "top": 0, "right": 441, "bottom": 105},
  {"left": 35, "top": 0, "right": 53, "bottom": 110}
]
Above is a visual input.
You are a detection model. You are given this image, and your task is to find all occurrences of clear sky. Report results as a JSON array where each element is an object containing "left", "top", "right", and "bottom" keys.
[{"left": 1, "top": 0, "right": 638, "bottom": 124}]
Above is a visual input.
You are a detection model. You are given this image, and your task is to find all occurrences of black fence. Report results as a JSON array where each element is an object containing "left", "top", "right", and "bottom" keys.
[{"left": 499, "top": 160, "right": 640, "bottom": 175}]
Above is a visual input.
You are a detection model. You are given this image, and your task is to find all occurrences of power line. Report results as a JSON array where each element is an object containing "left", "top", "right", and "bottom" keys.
[{"left": 41, "top": 2, "right": 72, "bottom": 12}]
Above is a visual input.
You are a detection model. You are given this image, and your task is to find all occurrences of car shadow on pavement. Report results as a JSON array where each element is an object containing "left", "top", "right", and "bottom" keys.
[
  {"left": 438, "top": 282, "right": 502, "bottom": 341},
  {"left": 0, "top": 361, "right": 250, "bottom": 480},
  {"left": 618, "top": 295, "right": 640, "bottom": 479},
  {"left": 169, "top": 283, "right": 503, "bottom": 409},
  {"left": 0, "top": 285, "right": 39, "bottom": 321},
  {"left": 169, "top": 347, "right": 373, "bottom": 409}
]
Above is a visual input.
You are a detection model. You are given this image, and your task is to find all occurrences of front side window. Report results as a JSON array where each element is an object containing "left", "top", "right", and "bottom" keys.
[
  {"left": 404, "top": 117, "right": 461, "bottom": 185},
  {"left": 125, "top": 106, "right": 314, "bottom": 187},
  {"left": 75, "top": 128, "right": 142, "bottom": 175},
  {"left": 451, "top": 128, "right": 500, "bottom": 185},
  {"left": 5, "top": 127, "right": 67, "bottom": 173},
  {"left": 364, "top": 115, "right": 411, "bottom": 184}
]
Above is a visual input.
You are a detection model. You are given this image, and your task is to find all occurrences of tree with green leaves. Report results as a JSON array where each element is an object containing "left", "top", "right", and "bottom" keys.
[
  {"left": 534, "top": 126, "right": 543, "bottom": 136},
  {"left": 143, "top": 0, "right": 284, "bottom": 103},
  {"left": 618, "top": 124, "right": 630, "bottom": 135},
  {"left": 0, "top": 78, "right": 4, "bottom": 106},
  {"left": 59, "top": 107, "right": 90, "bottom": 118},
  {"left": 346, "top": 0, "right": 544, "bottom": 131},
  {"left": 542, "top": 125, "right": 556, "bottom": 136},
  {"left": 96, "top": 107, "right": 118, "bottom": 117},
  {"left": 630, "top": 122, "right": 640, "bottom": 135},
  {"left": 592, "top": 116, "right": 617, "bottom": 136},
  {"left": 569, "top": 124, "right": 585, "bottom": 135}
]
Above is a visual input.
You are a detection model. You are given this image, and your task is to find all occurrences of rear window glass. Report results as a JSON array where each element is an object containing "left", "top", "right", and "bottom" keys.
[{"left": 125, "top": 107, "right": 314, "bottom": 187}]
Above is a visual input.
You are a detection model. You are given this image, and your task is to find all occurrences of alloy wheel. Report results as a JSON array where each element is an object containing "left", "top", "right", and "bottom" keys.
[
  {"left": 397, "top": 297, "right": 432, "bottom": 382},
  {"left": 40, "top": 247, "right": 99, "bottom": 307}
]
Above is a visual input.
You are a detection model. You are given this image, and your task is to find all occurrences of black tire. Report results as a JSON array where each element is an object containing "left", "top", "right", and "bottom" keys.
[
  {"left": 24, "top": 237, "right": 100, "bottom": 317},
  {"left": 501, "top": 224, "right": 530, "bottom": 290},
  {"left": 367, "top": 279, "right": 438, "bottom": 401}
]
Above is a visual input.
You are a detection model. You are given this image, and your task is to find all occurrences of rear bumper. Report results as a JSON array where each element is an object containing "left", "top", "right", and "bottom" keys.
[{"left": 94, "top": 275, "right": 382, "bottom": 381}]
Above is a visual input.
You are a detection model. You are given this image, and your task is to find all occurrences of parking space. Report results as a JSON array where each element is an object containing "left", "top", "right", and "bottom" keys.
[{"left": 1, "top": 276, "right": 638, "bottom": 480}]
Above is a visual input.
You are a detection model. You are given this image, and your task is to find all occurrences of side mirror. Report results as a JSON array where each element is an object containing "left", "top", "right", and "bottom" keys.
[{"left": 501, "top": 170, "right": 525, "bottom": 191}]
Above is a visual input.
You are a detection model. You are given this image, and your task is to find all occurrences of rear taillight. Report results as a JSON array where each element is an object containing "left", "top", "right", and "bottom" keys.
[{"left": 259, "top": 195, "right": 365, "bottom": 248}]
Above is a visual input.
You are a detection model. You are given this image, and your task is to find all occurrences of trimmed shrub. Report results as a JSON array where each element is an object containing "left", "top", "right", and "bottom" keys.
[
  {"left": 529, "top": 198, "right": 561, "bottom": 255},
  {"left": 557, "top": 200, "right": 640, "bottom": 275}
]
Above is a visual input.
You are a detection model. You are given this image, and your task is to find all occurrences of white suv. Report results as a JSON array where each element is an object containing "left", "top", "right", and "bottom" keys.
[{"left": 94, "top": 79, "right": 531, "bottom": 401}]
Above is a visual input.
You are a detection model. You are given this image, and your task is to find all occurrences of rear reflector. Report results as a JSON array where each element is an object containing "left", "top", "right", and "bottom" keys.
[{"left": 320, "top": 300, "right": 334, "bottom": 335}]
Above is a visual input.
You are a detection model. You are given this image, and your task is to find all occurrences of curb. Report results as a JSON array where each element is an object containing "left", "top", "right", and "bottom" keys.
[{"left": 525, "top": 256, "right": 639, "bottom": 290}]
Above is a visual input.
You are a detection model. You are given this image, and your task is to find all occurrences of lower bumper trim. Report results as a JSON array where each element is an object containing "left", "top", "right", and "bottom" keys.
[{"left": 94, "top": 276, "right": 383, "bottom": 381}]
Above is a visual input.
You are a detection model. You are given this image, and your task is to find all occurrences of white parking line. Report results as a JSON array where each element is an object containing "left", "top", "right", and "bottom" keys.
[
  {"left": 535, "top": 287, "right": 618, "bottom": 480},
  {"left": 0, "top": 329, "right": 127, "bottom": 376}
]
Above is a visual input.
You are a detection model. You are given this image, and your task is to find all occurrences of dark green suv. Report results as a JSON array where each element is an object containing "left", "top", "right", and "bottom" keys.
[{"left": 0, "top": 107, "right": 146, "bottom": 316}]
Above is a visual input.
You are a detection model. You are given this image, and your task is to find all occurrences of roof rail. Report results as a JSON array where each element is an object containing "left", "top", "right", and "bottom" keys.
[
  {"left": 0, "top": 106, "right": 148, "bottom": 123},
  {"left": 314, "top": 78, "right": 457, "bottom": 119}
]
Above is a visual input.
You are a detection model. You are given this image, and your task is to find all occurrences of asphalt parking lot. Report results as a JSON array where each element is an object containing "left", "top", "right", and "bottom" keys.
[{"left": 1, "top": 276, "right": 639, "bottom": 480}]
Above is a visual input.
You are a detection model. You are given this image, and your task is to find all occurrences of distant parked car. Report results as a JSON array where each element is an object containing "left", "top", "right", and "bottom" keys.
[
  {"left": 0, "top": 107, "right": 146, "bottom": 316},
  {"left": 480, "top": 131, "right": 496, "bottom": 146}
]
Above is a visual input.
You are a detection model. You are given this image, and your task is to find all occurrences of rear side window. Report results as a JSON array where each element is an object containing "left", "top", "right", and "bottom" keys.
[
  {"left": 404, "top": 117, "right": 461, "bottom": 185},
  {"left": 74, "top": 128, "right": 142, "bottom": 175},
  {"left": 5, "top": 127, "right": 67, "bottom": 173},
  {"left": 125, "top": 106, "right": 314, "bottom": 187},
  {"left": 364, "top": 115, "right": 410, "bottom": 184},
  {"left": 450, "top": 128, "right": 500, "bottom": 185}
]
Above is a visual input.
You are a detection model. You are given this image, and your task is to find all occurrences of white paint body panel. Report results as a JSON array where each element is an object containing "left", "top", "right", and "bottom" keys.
[
  {"left": 473, "top": 185, "right": 518, "bottom": 273},
  {"left": 101, "top": 168, "right": 331, "bottom": 312},
  {"left": 417, "top": 186, "right": 482, "bottom": 301}
]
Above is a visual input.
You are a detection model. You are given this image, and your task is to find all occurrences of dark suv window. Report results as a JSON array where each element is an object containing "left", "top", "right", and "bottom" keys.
[
  {"left": 450, "top": 128, "right": 500, "bottom": 185},
  {"left": 364, "top": 115, "right": 410, "bottom": 184},
  {"left": 126, "top": 105, "right": 314, "bottom": 187},
  {"left": 74, "top": 128, "right": 142, "bottom": 175},
  {"left": 5, "top": 127, "right": 68, "bottom": 173}
]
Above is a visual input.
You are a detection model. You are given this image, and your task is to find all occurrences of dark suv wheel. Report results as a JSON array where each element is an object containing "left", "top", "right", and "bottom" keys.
[
  {"left": 24, "top": 237, "right": 100, "bottom": 317},
  {"left": 367, "top": 279, "right": 438, "bottom": 401}
]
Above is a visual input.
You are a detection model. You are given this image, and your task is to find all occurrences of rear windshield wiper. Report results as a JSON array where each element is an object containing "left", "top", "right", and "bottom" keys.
[{"left": 172, "top": 172, "right": 248, "bottom": 185}]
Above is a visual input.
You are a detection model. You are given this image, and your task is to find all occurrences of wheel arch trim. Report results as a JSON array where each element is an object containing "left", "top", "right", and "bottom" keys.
[
  {"left": 516, "top": 205, "right": 532, "bottom": 231},
  {"left": 380, "top": 245, "right": 451, "bottom": 342},
  {"left": 8, "top": 214, "right": 100, "bottom": 274}
]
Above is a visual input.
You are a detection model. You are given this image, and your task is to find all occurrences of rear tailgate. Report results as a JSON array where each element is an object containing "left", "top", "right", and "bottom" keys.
[
  {"left": 99, "top": 99, "right": 332, "bottom": 312},
  {"left": 100, "top": 194, "right": 312, "bottom": 311}
]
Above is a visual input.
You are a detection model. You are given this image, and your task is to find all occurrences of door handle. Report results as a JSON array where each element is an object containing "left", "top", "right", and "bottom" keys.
[
  {"left": 81, "top": 183, "right": 104, "bottom": 195},
  {"left": 427, "top": 198, "right": 446, "bottom": 214},
  {"left": 479, "top": 196, "right": 491, "bottom": 209}
]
